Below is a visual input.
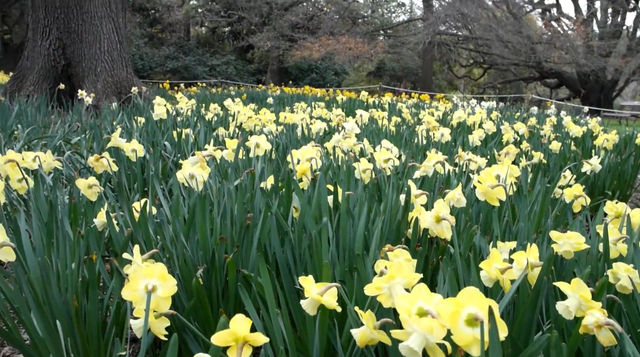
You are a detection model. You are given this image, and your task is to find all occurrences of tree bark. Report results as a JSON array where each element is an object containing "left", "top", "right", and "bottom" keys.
[
  {"left": 0, "top": 13, "right": 4, "bottom": 61},
  {"left": 4, "top": 0, "right": 140, "bottom": 106},
  {"left": 420, "top": 0, "right": 435, "bottom": 93},
  {"left": 266, "top": 52, "right": 287, "bottom": 86},
  {"left": 579, "top": 84, "right": 616, "bottom": 114}
]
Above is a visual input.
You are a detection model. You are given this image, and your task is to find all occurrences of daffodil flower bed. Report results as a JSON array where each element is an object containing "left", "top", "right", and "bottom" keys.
[{"left": 0, "top": 82, "right": 640, "bottom": 357}]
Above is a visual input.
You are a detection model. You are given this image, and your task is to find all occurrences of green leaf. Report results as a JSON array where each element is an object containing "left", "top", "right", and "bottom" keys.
[
  {"left": 163, "top": 334, "right": 179, "bottom": 357},
  {"left": 517, "top": 334, "right": 550, "bottom": 357},
  {"left": 487, "top": 305, "right": 504, "bottom": 357}
]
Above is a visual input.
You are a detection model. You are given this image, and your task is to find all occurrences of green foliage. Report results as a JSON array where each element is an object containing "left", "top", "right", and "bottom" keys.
[
  {"left": 287, "top": 56, "right": 350, "bottom": 88},
  {"left": 0, "top": 89, "right": 639, "bottom": 357},
  {"left": 129, "top": 36, "right": 259, "bottom": 83}
]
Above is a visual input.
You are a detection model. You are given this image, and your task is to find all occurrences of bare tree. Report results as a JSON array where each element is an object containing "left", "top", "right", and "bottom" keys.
[
  {"left": 437, "top": 0, "right": 640, "bottom": 110},
  {"left": 5, "top": 0, "right": 140, "bottom": 105},
  {"left": 421, "top": 0, "right": 435, "bottom": 92},
  {"left": 188, "top": 0, "right": 423, "bottom": 85}
]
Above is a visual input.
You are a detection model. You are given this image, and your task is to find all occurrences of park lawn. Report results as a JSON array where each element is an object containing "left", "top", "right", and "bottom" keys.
[{"left": 0, "top": 84, "right": 639, "bottom": 357}]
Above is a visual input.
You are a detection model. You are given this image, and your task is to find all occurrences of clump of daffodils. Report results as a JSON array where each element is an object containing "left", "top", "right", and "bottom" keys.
[
  {"left": 357, "top": 247, "right": 509, "bottom": 356},
  {"left": 479, "top": 243, "right": 543, "bottom": 292},
  {"left": 106, "top": 127, "right": 146, "bottom": 162},
  {"left": 554, "top": 277, "right": 623, "bottom": 347},
  {"left": 0, "top": 150, "right": 62, "bottom": 197}
]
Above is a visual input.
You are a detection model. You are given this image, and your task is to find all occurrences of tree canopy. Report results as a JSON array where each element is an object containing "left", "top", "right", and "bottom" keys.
[{"left": 1, "top": 0, "right": 639, "bottom": 108}]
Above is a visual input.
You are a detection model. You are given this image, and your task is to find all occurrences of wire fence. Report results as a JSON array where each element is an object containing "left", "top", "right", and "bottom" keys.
[{"left": 139, "top": 78, "right": 640, "bottom": 117}]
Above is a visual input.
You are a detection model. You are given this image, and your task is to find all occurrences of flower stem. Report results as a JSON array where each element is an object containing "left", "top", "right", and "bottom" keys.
[{"left": 137, "top": 291, "right": 152, "bottom": 357}]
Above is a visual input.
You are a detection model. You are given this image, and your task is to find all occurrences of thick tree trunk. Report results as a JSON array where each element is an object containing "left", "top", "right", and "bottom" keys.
[
  {"left": 266, "top": 53, "right": 287, "bottom": 86},
  {"left": 579, "top": 83, "right": 616, "bottom": 114},
  {"left": 420, "top": 43, "right": 434, "bottom": 93},
  {"left": 5, "top": 0, "right": 140, "bottom": 106},
  {"left": 0, "top": 14, "right": 4, "bottom": 61}
]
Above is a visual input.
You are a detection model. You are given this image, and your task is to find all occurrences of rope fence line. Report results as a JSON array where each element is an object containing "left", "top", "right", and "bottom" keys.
[{"left": 139, "top": 78, "right": 640, "bottom": 117}]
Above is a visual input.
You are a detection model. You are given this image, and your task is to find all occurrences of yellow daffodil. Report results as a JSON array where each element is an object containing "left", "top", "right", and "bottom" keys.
[
  {"left": 549, "top": 140, "right": 562, "bottom": 153},
  {"left": 607, "top": 262, "right": 640, "bottom": 294},
  {"left": 23, "top": 150, "right": 61, "bottom": 173},
  {"left": 245, "top": 134, "right": 272, "bottom": 157},
  {"left": 399, "top": 179, "right": 429, "bottom": 207},
  {"left": 7, "top": 169, "right": 34, "bottom": 195},
  {"left": 123, "top": 140, "right": 146, "bottom": 162},
  {"left": 438, "top": 287, "right": 508, "bottom": 357},
  {"left": 222, "top": 138, "right": 244, "bottom": 162},
  {"left": 581, "top": 155, "right": 602, "bottom": 174},
  {"left": 364, "top": 260, "right": 422, "bottom": 308},
  {"left": 375, "top": 247, "right": 417, "bottom": 275},
  {"left": 327, "top": 184, "right": 345, "bottom": 208},
  {"left": 0, "top": 181, "right": 5, "bottom": 205},
  {"left": 479, "top": 248, "right": 513, "bottom": 292},
  {"left": 121, "top": 262, "right": 178, "bottom": 312},
  {"left": 75, "top": 176, "right": 103, "bottom": 201},
  {"left": 604, "top": 199, "right": 630, "bottom": 223},
  {"left": 0, "top": 224, "right": 16, "bottom": 263},
  {"left": 553, "top": 278, "right": 602, "bottom": 320},
  {"left": 373, "top": 148, "right": 400, "bottom": 175},
  {"left": 353, "top": 158, "right": 375, "bottom": 184},
  {"left": 211, "top": 313, "right": 270, "bottom": 357},
  {"left": 488, "top": 241, "right": 517, "bottom": 260},
  {"left": 444, "top": 183, "right": 466, "bottom": 208},
  {"left": 393, "top": 283, "right": 443, "bottom": 319},
  {"left": 122, "top": 244, "right": 156, "bottom": 276},
  {"left": 473, "top": 169, "right": 506, "bottom": 206},
  {"left": 260, "top": 175, "right": 274, "bottom": 190},
  {"left": 350, "top": 307, "right": 393, "bottom": 348},
  {"left": 176, "top": 159, "right": 211, "bottom": 192},
  {"left": 298, "top": 275, "right": 342, "bottom": 315},
  {"left": 504, "top": 243, "right": 542, "bottom": 287},
  {"left": 93, "top": 204, "right": 118, "bottom": 231},
  {"left": 423, "top": 199, "right": 456, "bottom": 240},
  {"left": 413, "top": 150, "right": 449, "bottom": 178},
  {"left": 562, "top": 184, "right": 591, "bottom": 212},
  {"left": 579, "top": 308, "right": 622, "bottom": 347},
  {"left": 596, "top": 224, "right": 628, "bottom": 259},
  {"left": 390, "top": 313, "right": 451, "bottom": 357},
  {"left": 132, "top": 198, "right": 157, "bottom": 221},
  {"left": 549, "top": 230, "right": 590, "bottom": 259},
  {"left": 130, "top": 307, "right": 171, "bottom": 340},
  {"left": 87, "top": 152, "right": 119, "bottom": 174},
  {"left": 106, "top": 127, "right": 128, "bottom": 150}
]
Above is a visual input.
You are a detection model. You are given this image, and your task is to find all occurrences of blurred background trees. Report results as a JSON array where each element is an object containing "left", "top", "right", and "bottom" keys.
[{"left": 2, "top": 0, "right": 640, "bottom": 108}]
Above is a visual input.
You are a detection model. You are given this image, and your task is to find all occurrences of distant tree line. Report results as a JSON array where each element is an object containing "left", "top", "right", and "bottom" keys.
[{"left": 1, "top": 0, "right": 639, "bottom": 110}]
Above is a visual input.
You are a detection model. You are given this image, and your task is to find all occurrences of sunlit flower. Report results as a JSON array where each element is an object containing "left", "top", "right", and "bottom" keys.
[
  {"left": 553, "top": 278, "right": 601, "bottom": 320},
  {"left": 549, "top": 230, "right": 590, "bottom": 259},
  {"left": 121, "top": 262, "right": 178, "bottom": 312},
  {"left": 130, "top": 307, "right": 171, "bottom": 340},
  {"left": 579, "top": 308, "right": 621, "bottom": 347},
  {"left": 75, "top": 176, "right": 103, "bottom": 201},
  {"left": 0, "top": 224, "right": 16, "bottom": 263},
  {"left": 438, "top": 287, "right": 508, "bottom": 356},
  {"left": 132, "top": 198, "right": 157, "bottom": 221},
  {"left": 211, "top": 314, "right": 270, "bottom": 357},
  {"left": 607, "top": 262, "right": 640, "bottom": 294},
  {"left": 350, "top": 307, "right": 393, "bottom": 348},
  {"left": 298, "top": 275, "right": 341, "bottom": 315}
]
